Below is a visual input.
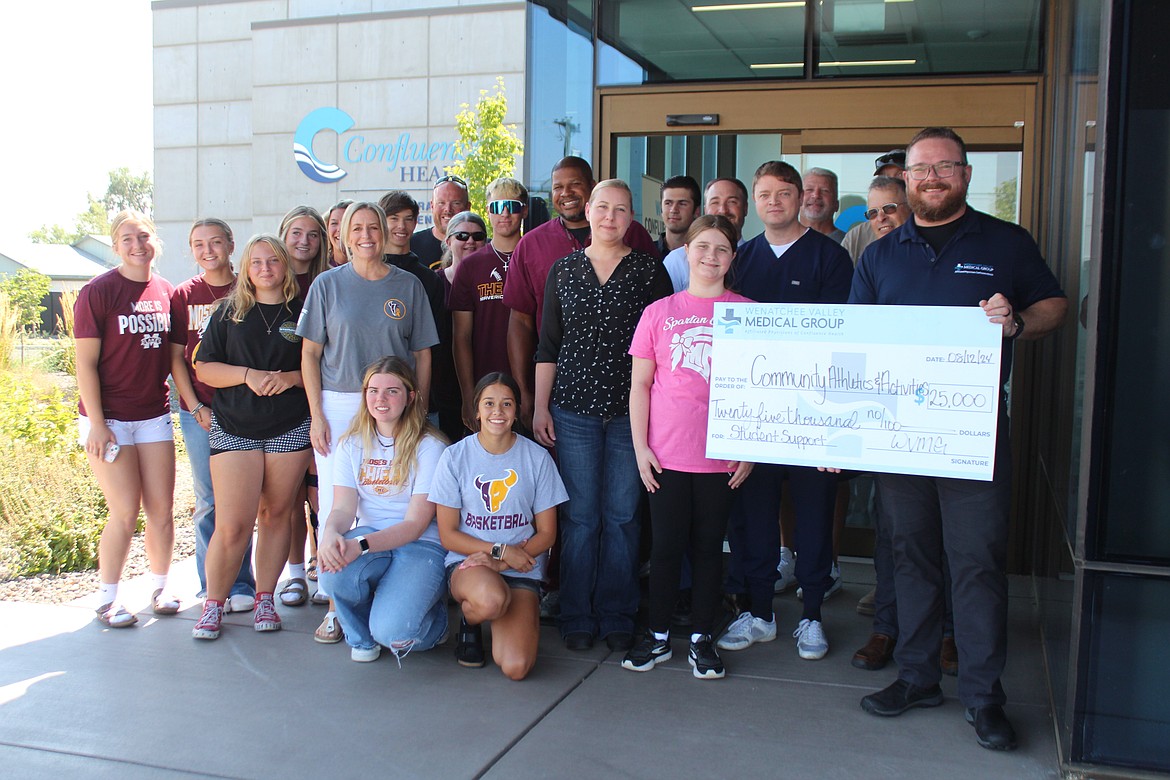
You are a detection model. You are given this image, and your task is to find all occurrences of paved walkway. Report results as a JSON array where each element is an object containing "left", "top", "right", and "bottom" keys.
[{"left": 0, "top": 559, "right": 1058, "bottom": 779}]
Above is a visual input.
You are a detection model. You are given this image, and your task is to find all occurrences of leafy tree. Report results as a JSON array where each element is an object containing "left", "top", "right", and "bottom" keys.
[
  {"left": 0, "top": 269, "right": 52, "bottom": 333},
  {"left": 102, "top": 167, "right": 153, "bottom": 216},
  {"left": 30, "top": 168, "right": 151, "bottom": 244},
  {"left": 444, "top": 78, "right": 524, "bottom": 220}
]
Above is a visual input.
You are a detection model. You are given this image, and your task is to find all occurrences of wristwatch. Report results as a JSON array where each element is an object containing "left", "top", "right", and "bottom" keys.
[
  {"left": 1010, "top": 313, "right": 1025, "bottom": 340},
  {"left": 355, "top": 536, "right": 370, "bottom": 555},
  {"left": 490, "top": 543, "right": 505, "bottom": 560}
]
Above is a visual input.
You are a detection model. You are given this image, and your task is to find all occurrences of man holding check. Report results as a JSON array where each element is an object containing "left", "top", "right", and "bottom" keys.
[{"left": 850, "top": 127, "right": 1067, "bottom": 750}]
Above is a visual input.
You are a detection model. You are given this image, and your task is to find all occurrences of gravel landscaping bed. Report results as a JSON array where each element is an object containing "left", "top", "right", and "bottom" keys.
[{"left": 0, "top": 449, "right": 197, "bottom": 605}]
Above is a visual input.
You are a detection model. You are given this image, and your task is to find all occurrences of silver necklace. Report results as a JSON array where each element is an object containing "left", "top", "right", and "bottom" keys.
[
  {"left": 491, "top": 243, "right": 514, "bottom": 272},
  {"left": 256, "top": 303, "right": 285, "bottom": 335}
]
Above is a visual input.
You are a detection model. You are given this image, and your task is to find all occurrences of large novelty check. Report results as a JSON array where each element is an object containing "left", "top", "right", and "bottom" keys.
[{"left": 705, "top": 303, "right": 1003, "bottom": 480}]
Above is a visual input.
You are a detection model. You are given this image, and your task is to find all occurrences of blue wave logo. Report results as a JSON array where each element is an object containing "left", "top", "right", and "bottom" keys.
[{"left": 293, "top": 107, "right": 355, "bottom": 183}]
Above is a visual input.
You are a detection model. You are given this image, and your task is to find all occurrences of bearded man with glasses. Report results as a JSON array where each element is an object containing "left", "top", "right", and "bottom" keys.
[{"left": 849, "top": 127, "right": 1068, "bottom": 751}]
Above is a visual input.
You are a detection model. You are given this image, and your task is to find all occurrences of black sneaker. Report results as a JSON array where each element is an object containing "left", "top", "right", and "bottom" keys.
[
  {"left": 455, "top": 618, "right": 485, "bottom": 668},
  {"left": 689, "top": 635, "right": 726, "bottom": 679},
  {"left": 621, "top": 633, "right": 672, "bottom": 672}
]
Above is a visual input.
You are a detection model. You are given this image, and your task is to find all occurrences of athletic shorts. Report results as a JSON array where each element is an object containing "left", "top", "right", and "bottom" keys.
[
  {"left": 78, "top": 413, "right": 173, "bottom": 447},
  {"left": 446, "top": 561, "right": 542, "bottom": 594},
  {"left": 209, "top": 414, "right": 311, "bottom": 455}
]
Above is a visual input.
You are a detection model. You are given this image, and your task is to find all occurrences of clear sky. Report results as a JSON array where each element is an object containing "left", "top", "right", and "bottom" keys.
[{"left": 0, "top": 0, "right": 153, "bottom": 247}]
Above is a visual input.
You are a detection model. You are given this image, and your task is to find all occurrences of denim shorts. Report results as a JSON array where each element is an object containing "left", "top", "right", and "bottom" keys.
[
  {"left": 78, "top": 413, "right": 173, "bottom": 446},
  {"left": 446, "top": 562, "right": 541, "bottom": 594}
]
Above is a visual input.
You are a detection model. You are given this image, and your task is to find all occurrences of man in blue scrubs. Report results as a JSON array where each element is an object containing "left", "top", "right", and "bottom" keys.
[
  {"left": 716, "top": 161, "right": 854, "bottom": 662},
  {"left": 851, "top": 127, "right": 1067, "bottom": 751}
]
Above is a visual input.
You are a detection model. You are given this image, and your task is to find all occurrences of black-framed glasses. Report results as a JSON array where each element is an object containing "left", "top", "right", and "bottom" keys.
[
  {"left": 451, "top": 231, "right": 487, "bottom": 242},
  {"left": 488, "top": 199, "right": 525, "bottom": 215},
  {"left": 906, "top": 161, "right": 966, "bottom": 180},
  {"left": 864, "top": 203, "right": 904, "bottom": 220},
  {"left": 434, "top": 175, "right": 468, "bottom": 189},
  {"left": 875, "top": 151, "right": 905, "bottom": 169}
]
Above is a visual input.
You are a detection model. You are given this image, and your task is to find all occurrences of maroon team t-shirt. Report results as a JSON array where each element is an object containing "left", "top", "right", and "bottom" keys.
[
  {"left": 170, "top": 275, "right": 235, "bottom": 409},
  {"left": 74, "top": 268, "right": 176, "bottom": 422},
  {"left": 448, "top": 244, "right": 511, "bottom": 381}
]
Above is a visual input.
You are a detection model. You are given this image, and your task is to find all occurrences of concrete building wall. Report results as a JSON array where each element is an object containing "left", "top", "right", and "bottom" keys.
[{"left": 152, "top": 0, "right": 526, "bottom": 284}]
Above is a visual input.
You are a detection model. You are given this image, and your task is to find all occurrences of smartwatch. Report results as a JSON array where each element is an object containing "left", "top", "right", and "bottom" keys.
[
  {"left": 355, "top": 536, "right": 370, "bottom": 555},
  {"left": 490, "top": 543, "right": 505, "bottom": 560}
]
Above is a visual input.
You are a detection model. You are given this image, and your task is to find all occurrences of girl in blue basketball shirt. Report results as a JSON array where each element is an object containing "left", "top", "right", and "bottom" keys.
[{"left": 432, "top": 373, "right": 567, "bottom": 680}]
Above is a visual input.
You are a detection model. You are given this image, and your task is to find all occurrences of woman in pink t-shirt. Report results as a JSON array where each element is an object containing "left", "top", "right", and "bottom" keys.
[
  {"left": 623, "top": 215, "right": 754, "bottom": 679},
  {"left": 74, "top": 211, "right": 179, "bottom": 628}
]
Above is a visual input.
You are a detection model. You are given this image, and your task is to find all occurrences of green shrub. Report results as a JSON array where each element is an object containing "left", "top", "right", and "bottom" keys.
[
  {"left": 0, "top": 371, "right": 75, "bottom": 451},
  {"left": 0, "top": 367, "right": 108, "bottom": 577}
]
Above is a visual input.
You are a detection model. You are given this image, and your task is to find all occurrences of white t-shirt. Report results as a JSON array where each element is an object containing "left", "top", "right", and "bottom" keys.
[{"left": 333, "top": 432, "right": 447, "bottom": 544}]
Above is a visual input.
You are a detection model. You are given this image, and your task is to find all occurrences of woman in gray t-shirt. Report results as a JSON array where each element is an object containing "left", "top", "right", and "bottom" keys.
[{"left": 432, "top": 373, "right": 567, "bottom": 680}]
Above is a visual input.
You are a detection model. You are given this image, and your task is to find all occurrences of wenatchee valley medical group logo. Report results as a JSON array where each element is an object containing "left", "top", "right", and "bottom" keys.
[{"left": 293, "top": 106, "right": 461, "bottom": 185}]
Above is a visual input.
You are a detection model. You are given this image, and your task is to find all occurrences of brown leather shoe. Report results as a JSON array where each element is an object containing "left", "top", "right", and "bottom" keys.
[
  {"left": 852, "top": 633, "right": 895, "bottom": 670},
  {"left": 940, "top": 635, "right": 959, "bottom": 676}
]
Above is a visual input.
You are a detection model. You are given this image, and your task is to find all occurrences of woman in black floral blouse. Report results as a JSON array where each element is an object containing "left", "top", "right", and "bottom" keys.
[{"left": 533, "top": 179, "right": 673, "bottom": 652}]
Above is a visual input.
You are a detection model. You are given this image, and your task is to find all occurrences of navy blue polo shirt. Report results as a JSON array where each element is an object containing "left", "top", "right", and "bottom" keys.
[
  {"left": 850, "top": 207, "right": 1065, "bottom": 383},
  {"left": 728, "top": 228, "right": 853, "bottom": 304}
]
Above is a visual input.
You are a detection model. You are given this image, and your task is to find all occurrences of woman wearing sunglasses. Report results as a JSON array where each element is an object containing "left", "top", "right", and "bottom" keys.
[{"left": 437, "top": 211, "right": 488, "bottom": 288}]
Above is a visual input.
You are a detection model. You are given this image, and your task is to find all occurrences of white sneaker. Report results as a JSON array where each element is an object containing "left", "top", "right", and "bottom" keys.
[
  {"left": 351, "top": 645, "right": 382, "bottom": 663},
  {"left": 797, "top": 562, "right": 843, "bottom": 601},
  {"left": 226, "top": 594, "right": 255, "bottom": 613},
  {"left": 794, "top": 618, "right": 828, "bottom": 660},
  {"left": 716, "top": 611, "right": 777, "bottom": 651},
  {"left": 774, "top": 548, "right": 796, "bottom": 593}
]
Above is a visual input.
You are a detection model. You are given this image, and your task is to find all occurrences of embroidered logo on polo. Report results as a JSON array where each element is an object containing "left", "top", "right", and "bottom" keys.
[
  {"left": 384, "top": 299, "right": 406, "bottom": 319},
  {"left": 474, "top": 469, "right": 518, "bottom": 513},
  {"left": 954, "top": 263, "right": 995, "bottom": 276}
]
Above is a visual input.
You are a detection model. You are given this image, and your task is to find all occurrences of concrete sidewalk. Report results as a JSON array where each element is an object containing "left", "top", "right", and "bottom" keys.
[{"left": 0, "top": 560, "right": 1058, "bottom": 779}]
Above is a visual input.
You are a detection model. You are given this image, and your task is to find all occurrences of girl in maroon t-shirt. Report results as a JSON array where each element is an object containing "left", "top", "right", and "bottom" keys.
[
  {"left": 74, "top": 210, "right": 179, "bottom": 628},
  {"left": 170, "top": 218, "right": 255, "bottom": 611}
]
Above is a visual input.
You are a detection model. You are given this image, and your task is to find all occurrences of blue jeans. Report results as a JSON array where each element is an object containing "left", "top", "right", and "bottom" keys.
[
  {"left": 551, "top": 407, "right": 642, "bottom": 638},
  {"left": 319, "top": 528, "right": 448, "bottom": 657},
  {"left": 180, "top": 409, "right": 254, "bottom": 597}
]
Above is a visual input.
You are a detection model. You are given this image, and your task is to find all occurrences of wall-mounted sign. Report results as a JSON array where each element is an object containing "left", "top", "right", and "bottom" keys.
[{"left": 293, "top": 106, "right": 461, "bottom": 185}]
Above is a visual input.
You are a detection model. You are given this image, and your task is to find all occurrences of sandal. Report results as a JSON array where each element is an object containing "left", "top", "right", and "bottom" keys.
[
  {"left": 310, "top": 588, "right": 330, "bottom": 606},
  {"left": 314, "top": 611, "right": 343, "bottom": 644},
  {"left": 95, "top": 602, "right": 138, "bottom": 628},
  {"left": 306, "top": 556, "right": 318, "bottom": 582},
  {"left": 151, "top": 588, "right": 181, "bottom": 615},
  {"left": 279, "top": 577, "right": 308, "bottom": 607}
]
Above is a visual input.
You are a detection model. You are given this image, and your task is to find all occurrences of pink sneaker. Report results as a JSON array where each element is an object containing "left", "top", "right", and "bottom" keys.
[
  {"left": 192, "top": 601, "right": 224, "bottom": 640},
  {"left": 254, "top": 594, "right": 282, "bottom": 632}
]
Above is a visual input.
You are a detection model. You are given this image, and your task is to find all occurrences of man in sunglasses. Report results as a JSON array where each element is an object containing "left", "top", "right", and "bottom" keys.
[
  {"left": 412, "top": 175, "right": 471, "bottom": 269},
  {"left": 841, "top": 176, "right": 912, "bottom": 264},
  {"left": 850, "top": 127, "right": 1067, "bottom": 751},
  {"left": 503, "top": 156, "right": 657, "bottom": 427},
  {"left": 841, "top": 150, "right": 907, "bottom": 263},
  {"left": 450, "top": 178, "right": 529, "bottom": 430}
]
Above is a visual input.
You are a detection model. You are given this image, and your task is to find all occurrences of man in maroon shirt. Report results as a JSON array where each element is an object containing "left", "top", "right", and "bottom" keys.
[
  {"left": 503, "top": 156, "right": 657, "bottom": 426},
  {"left": 450, "top": 177, "right": 529, "bottom": 429}
]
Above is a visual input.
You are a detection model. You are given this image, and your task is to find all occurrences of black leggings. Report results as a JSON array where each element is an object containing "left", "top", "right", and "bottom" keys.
[{"left": 646, "top": 469, "right": 734, "bottom": 635}]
